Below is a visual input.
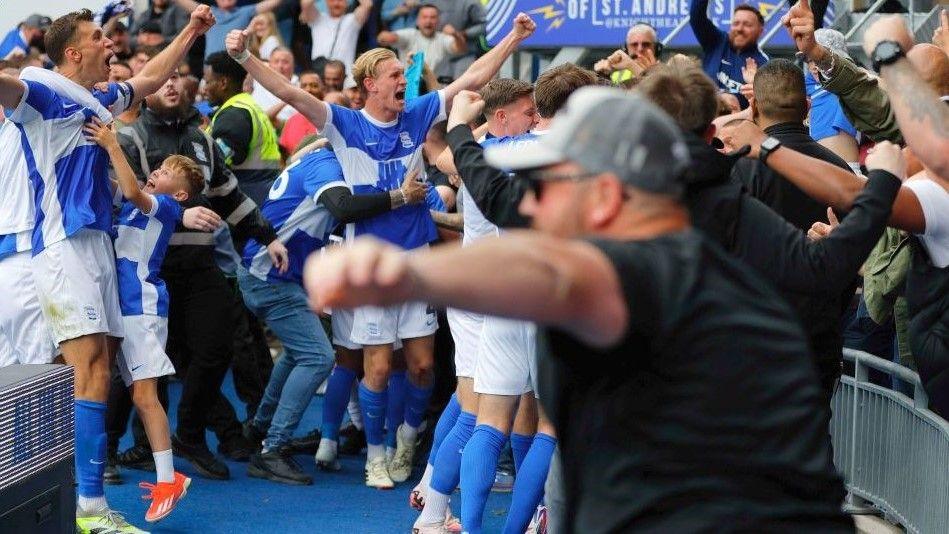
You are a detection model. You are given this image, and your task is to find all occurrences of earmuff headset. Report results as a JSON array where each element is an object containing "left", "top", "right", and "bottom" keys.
[{"left": 623, "top": 21, "right": 664, "bottom": 57}]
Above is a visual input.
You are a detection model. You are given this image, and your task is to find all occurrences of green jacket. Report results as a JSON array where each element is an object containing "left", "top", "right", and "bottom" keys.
[
  {"left": 862, "top": 227, "right": 914, "bottom": 368},
  {"left": 817, "top": 51, "right": 904, "bottom": 144}
]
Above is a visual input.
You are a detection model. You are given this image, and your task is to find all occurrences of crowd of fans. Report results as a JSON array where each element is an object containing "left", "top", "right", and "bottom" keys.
[{"left": 0, "top": 1, "right": 946, "bottom": 533}]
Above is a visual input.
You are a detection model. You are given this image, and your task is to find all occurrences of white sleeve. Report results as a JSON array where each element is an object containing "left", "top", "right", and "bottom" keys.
[{"left": 904, "top": 178, "right": 949, "bottom": 267}]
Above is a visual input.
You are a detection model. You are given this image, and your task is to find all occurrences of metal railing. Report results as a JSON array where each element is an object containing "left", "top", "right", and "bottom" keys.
[{"left": 830, "top": 349, "right": 949, "bottom": 533}]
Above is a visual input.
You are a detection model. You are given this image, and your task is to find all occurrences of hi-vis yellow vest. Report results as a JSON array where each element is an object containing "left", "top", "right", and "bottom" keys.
[{"left": 209, "top": 92, "right": 281, "bottom": 170}]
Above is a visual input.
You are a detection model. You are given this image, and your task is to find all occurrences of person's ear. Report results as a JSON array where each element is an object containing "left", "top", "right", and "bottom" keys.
[
  {"left": 495, "top": 107, "right": 506, "bottom": 126},
  {"left": 587, "top": 176, "right": 624, "bottom": 228},
  {"left": 173, "top": 190, "right": 189, "bottom": 203},
  {"left": 751, "top": 98, "right": 759, "bottom": 121}
]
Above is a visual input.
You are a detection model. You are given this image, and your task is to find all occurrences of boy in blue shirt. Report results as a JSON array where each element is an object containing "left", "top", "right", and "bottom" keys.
[{"left": 86, "top": 118, "right": 221, "bottom": 525}]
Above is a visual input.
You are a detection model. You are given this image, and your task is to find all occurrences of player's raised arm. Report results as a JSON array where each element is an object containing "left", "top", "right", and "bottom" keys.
[
  {"left": 225, "top": 28, "right": 329, "bottom": 130},
  {"left": 442, "top": 13, "right": 536, "bottom": 108},
  {"left": 127, "top": 5, "right": 215, "bottom": 106}
]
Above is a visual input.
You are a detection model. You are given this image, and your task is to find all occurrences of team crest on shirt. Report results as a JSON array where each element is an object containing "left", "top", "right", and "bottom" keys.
[{"left": 399, "top": 131, "right": 414, "bottom": 149}]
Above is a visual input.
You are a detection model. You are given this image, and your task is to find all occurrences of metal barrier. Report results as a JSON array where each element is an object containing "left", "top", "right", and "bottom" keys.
[{"left": 830, "top": 349, "right": 949, "bottom": 533}]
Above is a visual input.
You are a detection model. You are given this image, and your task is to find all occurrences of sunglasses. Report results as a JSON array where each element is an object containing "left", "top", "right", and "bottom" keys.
[{"left": 515, "top": 170, "right": 600, "bottom": 200}]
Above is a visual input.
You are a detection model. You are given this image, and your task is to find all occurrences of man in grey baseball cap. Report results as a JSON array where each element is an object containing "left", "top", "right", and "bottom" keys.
[
  {"left": 304, "top": 85, "right": 848, "bottom": 532},
  {"left": 0, "top": 14, "right": 52, "bottom": 60}
]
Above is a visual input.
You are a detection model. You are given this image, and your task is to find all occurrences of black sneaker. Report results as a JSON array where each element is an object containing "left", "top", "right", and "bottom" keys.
[
  {"left": 218, "top": 434, "right": 256, "bottom": 462},
  {"left": 286, "top": 428, "right": 322, "bottom": 456},
  {"left": 171, "top": 434, "right": 230, "bottom": 480},
  {"left": 247, "top": 448, "right": 313, "bottom": 485},
  {"left": 242, "top": 419, "right": 267, "bottom": 449},
  {"left": 115, "top": 443, "right": 155, "bottom": 472},
  {"left": 103, "top": 453, "right": 122, "bottom": 485},
  {"left": 338, "top": 422, "right": 366, "bottom": 456}
]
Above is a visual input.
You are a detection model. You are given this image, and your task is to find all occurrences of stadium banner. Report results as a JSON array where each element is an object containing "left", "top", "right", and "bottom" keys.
[{"left": 485, "top": 0, "right": 794, "bottom": 48}]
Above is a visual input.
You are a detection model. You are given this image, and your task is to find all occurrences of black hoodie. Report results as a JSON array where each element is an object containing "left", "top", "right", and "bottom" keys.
[
  {"left": 683, "top": 134, "right": 902, "bottom": 400},
  {"left": 117, "top": 105, "right": 278, "bottom": 275}
]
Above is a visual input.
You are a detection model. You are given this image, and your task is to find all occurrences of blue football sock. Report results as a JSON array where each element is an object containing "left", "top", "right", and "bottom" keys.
[
  {"left": 385, "top": 371, "right": 407, "bottom": 450},
  {"left": 404, "top": 378, "right": 434, "bottom": 429},
  {"left": 320, "top": 366, "right": 356, "bottom": 441},
  {"left": 75, "top": 400, "right": 107, "bottom": 498},
  {"left": 460, "top": 425, "right": 507, "bottom": 534},
  {"left": 429, "top": 411, "right": 476, "bottom": 495},
  {"left": 358, "top": 381, "right": 387, "bottom": 454},
  {"left": 510, "top": 432, "right": 534, "bottom": 474},
  {"left": 502, "top": 433, "right": 557, "bottom": 534},
  {"left": 427, "top": 393, "right": 461, "bottom": 466}
]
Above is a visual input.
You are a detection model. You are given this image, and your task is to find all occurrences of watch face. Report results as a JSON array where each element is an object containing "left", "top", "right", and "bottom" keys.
[
  {"left": 762, "top": 137, "right": 779, "bottom": 150},
  {"left": 874, "top": 41, "right": 901, "bottom": 63}
]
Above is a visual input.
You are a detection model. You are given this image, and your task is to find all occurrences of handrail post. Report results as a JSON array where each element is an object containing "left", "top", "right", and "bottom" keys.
[
  {"left": 662, "top": 16, "right": 691, "bottom": 47},
  {"left": 844, "top": 0, "right": 892, "bottom": 40}
]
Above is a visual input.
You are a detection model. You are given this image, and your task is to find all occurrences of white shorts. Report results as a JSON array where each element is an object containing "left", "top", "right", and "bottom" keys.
[
  {"left": 474, "top": 317, "right": 537, "bottom": 396},
  {"left": 447, "top": 307, "right": 483, "bottom": 378},
  {"left": 331, "top": 308, "right": 360, "bottom": 350},
  {"left": 117, "top": 315, "right": 175, "bottom": 387},
  {"left": 331, "top": 308, "right": 404, "bottom": 351},
  {"left": 32, "top": 230, "right": 124, "bottom": 344},
  {"left": 350, "top": 301, "right": 438, "bottom": 346},
  {"left": 0, "top": 251, "right": 57, "bottom": 364}
]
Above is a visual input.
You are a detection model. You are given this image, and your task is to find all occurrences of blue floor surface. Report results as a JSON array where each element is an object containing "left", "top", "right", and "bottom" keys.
[{"left": 108, "top": 374, "right": 513, "bottom": 533}]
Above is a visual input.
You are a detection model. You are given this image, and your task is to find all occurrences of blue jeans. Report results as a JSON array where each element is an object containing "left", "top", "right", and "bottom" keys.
[{"left": 238, "top": 268, "right": 335, "bottom": 450}]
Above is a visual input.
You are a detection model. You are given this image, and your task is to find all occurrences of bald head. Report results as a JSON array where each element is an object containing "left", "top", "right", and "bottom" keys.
[{"left": 908, "top": 44, "right": 949, "bottom": 96}]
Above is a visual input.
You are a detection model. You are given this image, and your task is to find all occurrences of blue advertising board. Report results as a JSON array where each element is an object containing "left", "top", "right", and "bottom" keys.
[{"left": 485, "top": 0, "right": 794, "bottom": 48}]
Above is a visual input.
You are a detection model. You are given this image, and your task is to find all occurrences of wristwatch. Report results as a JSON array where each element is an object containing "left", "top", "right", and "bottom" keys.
[
  {"left": 759, "top": 136, "right": 782, "bottom": 165},
  {"left": 871, "top": 40, "right": 905, "bottom": 73}
]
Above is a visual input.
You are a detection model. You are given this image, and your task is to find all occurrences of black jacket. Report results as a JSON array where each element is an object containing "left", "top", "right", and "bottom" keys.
[
  {"left": 445, "top": 124, "right": 529, "bottom": 229},
  {"left": 118, "top": 106, "right": 278, "bottom": 275},
  {"left": 684, "top": 135, "right": 901, "bottom": 397},
  {"left": 732, "top": 122, "right": 853, "bottom": 232}
]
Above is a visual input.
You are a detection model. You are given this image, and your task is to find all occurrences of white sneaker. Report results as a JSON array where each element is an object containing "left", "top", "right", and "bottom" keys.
[
  {"left": 365, "top": 456, "right": 395, "bottom": 489},
  {"left": 412, "top": 517, "right": 452, "bottom": 534},
  {"left": 525, "top": 504, "right": 548, "bottom": 534},
  {"left": 388, "top": 424, "right": 417, "bottom": 483},
  {"left": 315, "top": 439, "right": 341, "bottom": 471}
]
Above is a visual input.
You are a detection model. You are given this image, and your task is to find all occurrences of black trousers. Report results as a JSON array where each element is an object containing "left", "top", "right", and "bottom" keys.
[
  {"left": 164, "top": 268, "right": 243, "bottom": 445},
  {"left": 105, "top": 270, "right": 273, "bottom": 449}
]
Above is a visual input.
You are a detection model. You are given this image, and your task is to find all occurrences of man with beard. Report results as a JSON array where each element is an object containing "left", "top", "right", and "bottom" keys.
[
  {"left": 113, "top": 68, "right": 288, "bottom": 482},
  {"left": 0, "top": 14, "right": 51, "bottom": 60},
  {"left": 690, "top": 1, "right": 768, "bottom": 107}
]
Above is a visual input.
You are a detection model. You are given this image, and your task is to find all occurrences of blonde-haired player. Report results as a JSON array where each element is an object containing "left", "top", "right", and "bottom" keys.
[{"left": 224, "top": 13, "right": 537, "bottom": 491}]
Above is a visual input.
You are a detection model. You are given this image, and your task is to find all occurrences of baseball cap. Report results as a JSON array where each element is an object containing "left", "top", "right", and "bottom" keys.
[
  {"left": 814, "top": 29, "right": 852, "bottom": 61},
  {"left": 25, "top": 14, "right": 52, "bottom": 31},
  {"left": 484, "top": 86, "right": 691, "bottom": 197}
]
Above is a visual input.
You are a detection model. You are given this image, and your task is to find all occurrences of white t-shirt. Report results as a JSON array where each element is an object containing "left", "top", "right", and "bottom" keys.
[
  {"left": 258, "top": 35, "right": 281, "bottom": 60},
  {"left": 392, "top": 29, "right": 456, "bottom": 75},
  {"left": 904, "top": 178, "right": 949, "bottom": 268},
  {"left": 309, "top": 12, "right": 362, "bottom": 72},
  {"left": 252, "top": 75, "right": 299, "bottom": 123}
]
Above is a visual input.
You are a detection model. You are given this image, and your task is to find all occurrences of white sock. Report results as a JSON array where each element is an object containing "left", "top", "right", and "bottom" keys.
[
  {"left": 347, "top": 392, "right": 364, "bottom": 430},
  {"left": 153, "top": 449, "right": 174, "bottom": 483},
  {"left": 77, "top": 495, "right": 109, "bottom": 515},
  {"left": 418, "top": 463, "right": 434, "bottom": 490},
  {"left": 398, "top": 422, "right": 419, "bottom": 443},
  {"left": 318, "top": 437, "right": 337, "bottom": 453},
  {"left": 417, "top": 489, "right": 450, "bottom": 524},
  {"left": 367, "top": 443, "right": 386, "bottom": 460}
]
